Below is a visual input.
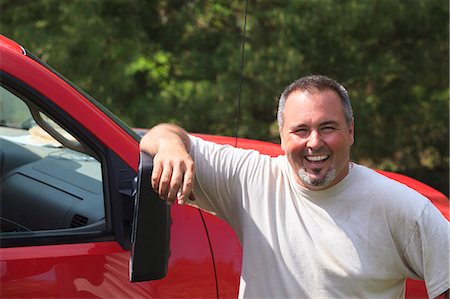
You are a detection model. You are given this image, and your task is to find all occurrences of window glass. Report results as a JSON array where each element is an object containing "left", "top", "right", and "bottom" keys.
[
  {"left": 0, "top": 87, "right": 31, "bottom": 128},
  {"left": 0, "top": 86, "right": 105, "bottom": 239}
]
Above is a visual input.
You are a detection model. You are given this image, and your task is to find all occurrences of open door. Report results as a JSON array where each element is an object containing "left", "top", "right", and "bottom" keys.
[{"left": 129, "top": 151, "right": 171, "bottom": 282}]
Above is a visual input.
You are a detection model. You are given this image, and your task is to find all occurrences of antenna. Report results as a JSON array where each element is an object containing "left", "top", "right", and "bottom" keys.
[{"left": 234, "top": 0, "right": 249, "bottom": 147}]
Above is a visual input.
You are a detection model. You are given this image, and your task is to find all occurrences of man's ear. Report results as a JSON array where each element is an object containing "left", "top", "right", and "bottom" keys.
[
  {"left": 280, "top": 130, "right": 286, "bottom": 153},
  {"left": 349, "top": 118, "right": 355, "bottom": 146}
]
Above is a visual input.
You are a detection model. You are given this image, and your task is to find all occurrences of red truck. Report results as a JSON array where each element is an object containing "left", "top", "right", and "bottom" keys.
[{"left": 0, "top": 35, "right": 448, "bottom": 298}]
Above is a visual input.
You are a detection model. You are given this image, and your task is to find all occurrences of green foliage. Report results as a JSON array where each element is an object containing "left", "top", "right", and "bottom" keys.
[{"left": 1, "top": 0, "right": 448, "bottom": 194}]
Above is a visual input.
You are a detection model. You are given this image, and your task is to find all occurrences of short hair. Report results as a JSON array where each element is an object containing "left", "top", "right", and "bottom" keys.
[{"left": 277, "top": 75, "right": 353, "bottom": 129}]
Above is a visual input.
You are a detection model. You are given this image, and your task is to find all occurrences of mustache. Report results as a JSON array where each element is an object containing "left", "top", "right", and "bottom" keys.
[{"left": 303, "top": 148, "right": 330, "bottom": 155}]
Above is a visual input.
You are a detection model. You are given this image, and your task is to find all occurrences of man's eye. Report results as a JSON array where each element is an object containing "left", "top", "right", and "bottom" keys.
[
  {"left": 295, "top": 128, "right": 307, "bottom": 132},
  {"left": 322, "top": 126, "right": 336, "bottom": 132},
  {"left": 294, "top": 128, "right": 309, "bottom": 136}
]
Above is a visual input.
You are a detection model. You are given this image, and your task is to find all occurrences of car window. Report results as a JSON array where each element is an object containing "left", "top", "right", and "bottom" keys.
[{"left": 0, "top": 86, "right": 106, "bottom": 242}]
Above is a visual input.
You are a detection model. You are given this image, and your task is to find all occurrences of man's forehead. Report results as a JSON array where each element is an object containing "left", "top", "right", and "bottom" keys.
[
  {"left": 285, "top": 89, "right": 341, "bottom": 108},
  {"left": 284, "top": 90, "right": 346, "bottom": 123},
  {"left": 288, "top": 87, "right": 337, "bottom": 98}
]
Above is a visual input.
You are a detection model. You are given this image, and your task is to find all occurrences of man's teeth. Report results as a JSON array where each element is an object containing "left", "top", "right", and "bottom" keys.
[{"left": 306, "top": 155, "right": 328, "bottom": 162}]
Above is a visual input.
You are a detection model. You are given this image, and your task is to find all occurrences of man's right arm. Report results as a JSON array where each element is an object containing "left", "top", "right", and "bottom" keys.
[{"left": 140, "top": 123, "right": 195, "bottom": 206}]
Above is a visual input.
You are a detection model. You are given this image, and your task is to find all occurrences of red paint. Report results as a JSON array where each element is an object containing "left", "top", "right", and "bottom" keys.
[
  {"left": 0, "top": 34, "right": 24, "bottom": 55},
  {"left": 1, "top": 207, "right": 217, "bottom": 298}
]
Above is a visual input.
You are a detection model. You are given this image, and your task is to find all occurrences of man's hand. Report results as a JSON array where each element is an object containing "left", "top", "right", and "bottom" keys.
[
  {"left": 140, "top": 123, "right": 195, "bottom": 206},
  {"left": 151, "top": 146, "right": 195, "bottom": 205}
]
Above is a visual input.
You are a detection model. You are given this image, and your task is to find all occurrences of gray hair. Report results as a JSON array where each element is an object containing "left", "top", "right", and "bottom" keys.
[{"left": 277, "top": 75, "right": 353, "bottom": 129}]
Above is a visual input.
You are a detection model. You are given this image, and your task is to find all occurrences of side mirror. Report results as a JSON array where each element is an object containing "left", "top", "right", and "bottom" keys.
[{"left": 129, "top": 151, "right": 171, "bottom": 282}]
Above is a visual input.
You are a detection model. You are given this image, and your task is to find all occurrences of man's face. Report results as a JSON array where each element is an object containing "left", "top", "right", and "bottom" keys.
[{"left": 280, "top": 89, "right": 354, "bottom": 190}]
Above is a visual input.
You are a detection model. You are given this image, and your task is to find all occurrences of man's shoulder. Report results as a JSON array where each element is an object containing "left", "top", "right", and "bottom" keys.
[
  {"left": 352, "top": 163, "right": 430, "bottom": 209},
  {"left": 189, "top": 134, "right": 283, "bottom": 162}
]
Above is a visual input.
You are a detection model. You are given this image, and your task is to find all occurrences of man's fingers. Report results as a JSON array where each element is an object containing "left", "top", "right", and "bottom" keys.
[
  {"left": 158, "top": 163, "right": 174, "bottom": 202},
  {"left": 151, "top": 160, "right": 163, "bottom": 192},
  {"left": 150, "top": 153, "right": 195, "bottom": 206},
  {"left": 178, "top": 162, "right": 195, "bottom": 205},
  {"left": 167, "top": 166, "right": 183, "bottom": 203}
]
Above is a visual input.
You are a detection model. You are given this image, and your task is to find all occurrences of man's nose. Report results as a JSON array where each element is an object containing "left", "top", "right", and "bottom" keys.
[{"left": 306, "top": 130, "right": 323, "bottom": 149}]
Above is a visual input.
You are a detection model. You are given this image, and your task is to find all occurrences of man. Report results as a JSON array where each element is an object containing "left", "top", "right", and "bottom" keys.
[{"left": 140, "top": 75, "right": 449, "bottom": 298}]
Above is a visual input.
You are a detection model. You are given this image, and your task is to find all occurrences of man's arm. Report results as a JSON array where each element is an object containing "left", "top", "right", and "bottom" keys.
[{"left": 140, "top": 123, "right": 194, "bottom": 206}]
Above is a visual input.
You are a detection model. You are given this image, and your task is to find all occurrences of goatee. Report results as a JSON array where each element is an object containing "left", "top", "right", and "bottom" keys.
[{"left": 298, "top": 167, "right": 336, "bottom": 188}]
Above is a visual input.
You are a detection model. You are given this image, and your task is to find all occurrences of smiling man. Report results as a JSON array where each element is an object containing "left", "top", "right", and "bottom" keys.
[
  {"left": 279, "top": 86, "right": 354, "bottom": 190},
  {"left": 141, "top": 75, "right": 449, "bottom": 298}
]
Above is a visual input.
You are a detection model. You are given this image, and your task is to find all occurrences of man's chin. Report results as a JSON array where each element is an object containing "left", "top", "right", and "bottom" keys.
[{"left": 298, "top": 167, "right": 336, "bottom": 189}]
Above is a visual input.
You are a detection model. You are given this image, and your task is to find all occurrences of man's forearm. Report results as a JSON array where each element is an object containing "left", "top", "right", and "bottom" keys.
[{"left": 140, "top": 123, "right": 191, "bottom": 156}]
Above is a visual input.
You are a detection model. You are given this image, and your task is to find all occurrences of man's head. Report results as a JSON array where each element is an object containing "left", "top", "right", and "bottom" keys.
[
  {"left": 277, "top": 75, "right": 353, "bottom": 128},
  {"left": 277, "top": 75, "right": 354, "bottom": 190}
]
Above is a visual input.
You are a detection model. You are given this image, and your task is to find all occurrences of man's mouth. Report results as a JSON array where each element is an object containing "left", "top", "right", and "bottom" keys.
[{"left": 305, "top": 155, "right": 329, "bottom": 162}]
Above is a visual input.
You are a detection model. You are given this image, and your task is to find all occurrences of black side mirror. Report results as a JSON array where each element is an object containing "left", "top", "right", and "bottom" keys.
[{"left": 129, "top": 151, "right": 171, "bottom": 282}]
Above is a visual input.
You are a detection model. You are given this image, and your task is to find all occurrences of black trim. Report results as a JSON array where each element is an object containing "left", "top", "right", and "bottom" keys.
[
  {"left": 106, "top": 148, "right": 136, "bottom": 250},
  {"left": 199, "top": 210, "right": 219, "bottom": 298},
  {"left": 0, "top": 231, "right": 114, "bottom": 248}
]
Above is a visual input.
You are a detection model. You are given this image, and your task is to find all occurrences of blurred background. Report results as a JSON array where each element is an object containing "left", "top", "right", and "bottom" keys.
[{"left": 1, "top": 0, "right": 448, "bottom": 196}]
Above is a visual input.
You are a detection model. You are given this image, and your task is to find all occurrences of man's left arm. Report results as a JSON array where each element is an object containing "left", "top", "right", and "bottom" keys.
[{"left": 402, "top": 201, "right": 449, "bottom": 299}]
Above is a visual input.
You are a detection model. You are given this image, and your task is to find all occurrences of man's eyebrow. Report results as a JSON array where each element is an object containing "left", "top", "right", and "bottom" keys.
[
  {"left": 288, "top": 120, "right": 341, "bottom": 131},
  {"left": 320, "top": 120, "right": 340, "bottom": 127},
  {"left": 289, "top": 123, "right": 308, "bottom": 130}
]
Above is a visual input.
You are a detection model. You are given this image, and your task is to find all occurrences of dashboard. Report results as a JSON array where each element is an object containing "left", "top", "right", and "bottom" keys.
[{"left": 0, "top": 126, "right": 105, "bottom": 233}]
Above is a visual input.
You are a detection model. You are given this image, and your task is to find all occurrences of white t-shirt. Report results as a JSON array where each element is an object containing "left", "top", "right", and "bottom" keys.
[{"left": 188, "top": 135, "right": 450, "bottom": 298}]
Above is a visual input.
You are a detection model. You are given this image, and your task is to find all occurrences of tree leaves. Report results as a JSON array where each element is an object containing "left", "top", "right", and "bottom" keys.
[{"left": 1, "top": 0, "right": 448, "bottom": 194}]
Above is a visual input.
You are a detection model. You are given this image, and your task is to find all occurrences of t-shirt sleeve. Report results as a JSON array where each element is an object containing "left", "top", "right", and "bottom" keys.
[
  {"left": 186, "top": 135, "right": 269, "bottom": 228},
  {"left": 403, "top": 201, "right": 450, "bottom": 298}
]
